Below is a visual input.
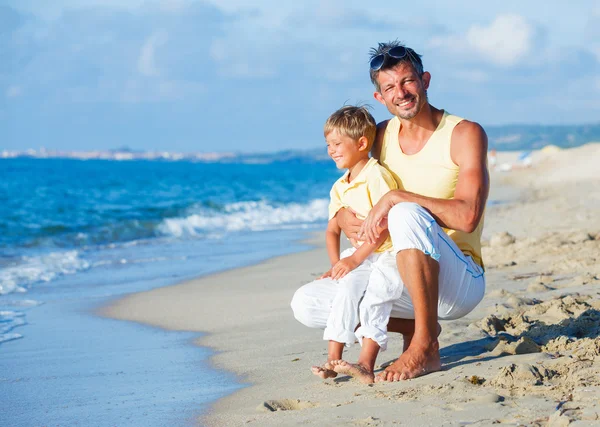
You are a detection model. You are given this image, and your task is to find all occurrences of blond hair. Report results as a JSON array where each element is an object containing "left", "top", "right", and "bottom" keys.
[{"left": 324, "top": 105, "right": 376, "bottom": 151}]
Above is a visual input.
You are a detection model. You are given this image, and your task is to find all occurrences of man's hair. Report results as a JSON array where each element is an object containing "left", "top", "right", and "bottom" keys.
[
  {"left": 324, "top": 105, "right": 376, "bottom": 151},
  {"left": 369, "top": 40, "right": 424, "bottom": 92}
]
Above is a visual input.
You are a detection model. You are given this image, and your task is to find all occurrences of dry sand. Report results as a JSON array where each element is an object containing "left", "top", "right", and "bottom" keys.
[{"left": 103, "top": 143, "right": 600, "bottom": 426}]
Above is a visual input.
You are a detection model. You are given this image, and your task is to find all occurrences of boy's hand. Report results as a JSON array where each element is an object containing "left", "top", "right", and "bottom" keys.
[
  {"left": 320, "top": 268, "right": 333, "bottom": 279},
  {"left": 331, "top": 257, "right": 359, "bottom": 280}
]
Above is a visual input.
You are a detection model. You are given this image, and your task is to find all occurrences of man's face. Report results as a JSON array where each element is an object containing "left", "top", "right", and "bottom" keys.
[{"left": 373, "top": 62, "right": 430, "bottom": 120}]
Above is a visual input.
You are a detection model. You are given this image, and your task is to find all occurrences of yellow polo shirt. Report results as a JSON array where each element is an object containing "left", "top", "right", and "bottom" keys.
[{"left": 329, "top": 157, "right": 398, "bottom": 253}]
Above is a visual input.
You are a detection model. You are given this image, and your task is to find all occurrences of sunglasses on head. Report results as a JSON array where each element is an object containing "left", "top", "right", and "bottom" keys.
[{"left": 369, "top": 46, "right": 408, "bottom": 71}]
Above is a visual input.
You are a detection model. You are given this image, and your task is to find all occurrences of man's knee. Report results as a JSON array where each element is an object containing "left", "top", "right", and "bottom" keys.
[
  {"left": 388, "top": 202, "right": 440, "bottom": 260},
  {"left": 388, "top": 202, "right": 435, "bottom": 235}
]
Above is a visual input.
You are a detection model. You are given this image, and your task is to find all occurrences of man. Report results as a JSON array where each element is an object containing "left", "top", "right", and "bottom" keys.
[{"left": 291, "top": 40, "right": 489, "bottom": 381}]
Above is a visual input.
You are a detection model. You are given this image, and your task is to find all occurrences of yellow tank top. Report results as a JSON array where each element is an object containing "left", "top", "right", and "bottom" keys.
[{"left": 379, "top": 111, "right": 484, "bottom": 267}]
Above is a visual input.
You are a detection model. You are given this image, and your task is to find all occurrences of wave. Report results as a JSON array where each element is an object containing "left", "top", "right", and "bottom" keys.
[
  {"left": 0, "top": 251, "right": 90, "bottom": 295},
  {"left": 157, "top": 199, "right": 329, "bottom": 237},
  {"left": 0, "top": 199, "right": 328, "bottom": 294},
  {"left": 0, "top": 310, "right": 26, "bottom": 344}
]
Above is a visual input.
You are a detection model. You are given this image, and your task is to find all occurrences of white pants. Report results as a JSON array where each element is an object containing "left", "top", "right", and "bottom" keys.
[
  {"left": 291, "top": 202, "right": 486, "bottom": 351},
  {"left": 299, "top": 247, "right": 399, "bottom": 347}
]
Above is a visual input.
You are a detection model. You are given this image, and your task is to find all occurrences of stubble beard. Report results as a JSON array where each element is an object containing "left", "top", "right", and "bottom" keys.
[{"left": 394, "top": 90, "right": 428, "bottom": 120}]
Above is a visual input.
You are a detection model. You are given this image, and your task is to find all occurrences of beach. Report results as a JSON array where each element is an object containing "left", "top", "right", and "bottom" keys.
[{"left": 103, "top": 143, "right": 600, "bottom": 426}]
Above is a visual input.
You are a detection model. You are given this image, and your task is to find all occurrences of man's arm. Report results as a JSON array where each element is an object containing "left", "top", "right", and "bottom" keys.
[
  {"left": 395, "top": 121, "right": 488, "bottom": 232},
  {"left": 360, "top": 121, "right": 489, "bottom": 243}
]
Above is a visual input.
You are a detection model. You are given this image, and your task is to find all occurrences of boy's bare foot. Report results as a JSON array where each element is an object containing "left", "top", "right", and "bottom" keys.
[
  {"left": 311, "top": 362, "right": 338, "bottom": 379},
  {"left": 329, "top": 359, "right": 375, "bottom": 384}
]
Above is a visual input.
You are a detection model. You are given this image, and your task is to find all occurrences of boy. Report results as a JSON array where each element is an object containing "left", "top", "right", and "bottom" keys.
[{"left": 305, "top": 105, "right": 401, "bottom": 383}]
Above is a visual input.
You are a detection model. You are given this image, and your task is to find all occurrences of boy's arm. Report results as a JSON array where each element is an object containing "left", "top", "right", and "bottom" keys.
[
  {"left": 325, "top": 218, "right": 341, "bottom": 266},
  {"left": 320, "top": 218, "right": 341, "bottom": 279},
  {"left": 330, "top": 229, "right": 389, "bottom": 280}
]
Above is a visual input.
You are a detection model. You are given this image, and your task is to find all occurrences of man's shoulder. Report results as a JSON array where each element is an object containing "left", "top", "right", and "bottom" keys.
[
  {"left": 450, "top": 119, "right": 488, "bottom": 165},
  {"left": 452, "top": 119, "right": 487, "bottom": 141},
  {"left": 372, "top": 119, "right": 392, "bottom": 158},
  {"left": 376, "top": 119, "right": 390, "bottom": 131}
]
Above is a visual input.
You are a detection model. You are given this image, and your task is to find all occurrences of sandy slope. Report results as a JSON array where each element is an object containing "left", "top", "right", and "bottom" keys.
[{"left": 103, "top": 143, "right": 600, "bottom": 426}]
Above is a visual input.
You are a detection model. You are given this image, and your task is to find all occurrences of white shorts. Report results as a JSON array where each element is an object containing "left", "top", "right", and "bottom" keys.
[{"left": 291, "top": 202, "right": 486, "bottom": 351}]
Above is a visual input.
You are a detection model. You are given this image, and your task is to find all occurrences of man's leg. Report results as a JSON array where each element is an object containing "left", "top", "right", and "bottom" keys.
[
  {"left": 376, "top": 202, "right": 485, "bottom": 381},
  {"left": 387, "top": 318, "right": 442, "bottom": 352},
  {"left": 377, "top": 250, "right": 441, "bottom": 381}
]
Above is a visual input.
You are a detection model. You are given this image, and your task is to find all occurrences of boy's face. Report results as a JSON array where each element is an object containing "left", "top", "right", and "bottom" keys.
[{"left": 325, "top": 129, "right": 367, "bottom": 170}]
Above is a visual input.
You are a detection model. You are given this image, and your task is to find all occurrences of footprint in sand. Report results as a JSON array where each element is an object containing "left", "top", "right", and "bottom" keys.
[
  {"left": 258, "top": 399, "right": 317, "bottom": 412},
  {"left": 527, "top": 282, "right": 555, "bottom": 293}
]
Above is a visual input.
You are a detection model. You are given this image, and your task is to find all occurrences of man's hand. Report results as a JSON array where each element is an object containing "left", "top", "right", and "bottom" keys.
[
  {"left": 359, "top": 191, "right": 398, "bottom": 244},
  {"left": 330, "top": 257, "right": 359, "bottom": 280},
  {"left": 335, "top": 208, "right": 363, "bottom": 241}
]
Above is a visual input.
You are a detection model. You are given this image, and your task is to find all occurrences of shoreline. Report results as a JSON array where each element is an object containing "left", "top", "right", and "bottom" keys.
[{"left": 103, "top": 143, "right": 600, "bottom": 426}]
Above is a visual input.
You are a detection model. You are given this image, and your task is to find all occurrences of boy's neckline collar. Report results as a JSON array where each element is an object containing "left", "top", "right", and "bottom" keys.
[{"left": 341, "top": 157, "right": 377, "bottom": 184}]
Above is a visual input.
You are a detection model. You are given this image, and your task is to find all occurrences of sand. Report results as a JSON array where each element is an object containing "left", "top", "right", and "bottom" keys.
[{"left": 103, "top": 143, "right": 600, "bottom": 426}]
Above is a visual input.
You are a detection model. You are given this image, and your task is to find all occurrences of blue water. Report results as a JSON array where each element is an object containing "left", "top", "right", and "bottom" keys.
[{"left": 1, "top": 158, "right": 339, "bottom": 426}]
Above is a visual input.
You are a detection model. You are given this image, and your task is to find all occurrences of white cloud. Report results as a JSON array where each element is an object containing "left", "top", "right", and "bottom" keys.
[
  {"left": 138, "top": 30, "right": 169, "bottom": 77},
  {"left": 466, "top": 14, "right": 533, "bottom": 67},
  {"left": 6, "top": 85, "right": 23, "bottom": 98}
]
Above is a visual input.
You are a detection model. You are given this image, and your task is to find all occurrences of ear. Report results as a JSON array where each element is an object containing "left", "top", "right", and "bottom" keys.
[
  {"left": 421, "top": 71, "right": 431, "bottom": 90},
  {"left": 357, "top": 136, "right": 369, "bottom": 152},
  {"left": 373, "top": 91, "right": 385, "bottom": 105}
]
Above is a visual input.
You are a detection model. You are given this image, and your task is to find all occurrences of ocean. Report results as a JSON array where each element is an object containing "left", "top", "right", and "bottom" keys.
[{"left": 0, "top": 158, "right": 339, "bottom": 426}]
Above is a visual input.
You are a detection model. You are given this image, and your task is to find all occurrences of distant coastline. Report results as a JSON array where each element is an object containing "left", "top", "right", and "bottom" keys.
[{"left": 3, "top": 122, "right": 599, "bottom": 163}]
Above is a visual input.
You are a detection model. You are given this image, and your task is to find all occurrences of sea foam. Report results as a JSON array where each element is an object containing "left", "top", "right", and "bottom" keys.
[
  {"left": 158, "top": 198, "right": 328, "bottom": 237},
  {"left": 0, "top": 250, "right": 90, "bottom": 295}
]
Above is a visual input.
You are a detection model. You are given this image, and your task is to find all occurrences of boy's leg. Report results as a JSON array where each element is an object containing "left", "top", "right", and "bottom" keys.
[
  {"left": 311, "top": 340, "right": 344, "bottom": 379},
  {"left": 354, "top": 252, "right": 403, "bottom": 352},
  {"left": 322, "top": 261, "right": 373, "bottom": 346},
  {"left": 331, "top": 254, "right": 402, "bottom": 384},
  {"left": 311, "top": 248, "right": 375, "bottom": 378},
  {"left": 329, "top": 338, "right": 380, "bottom": 384},
  {"left": 291, "top": 248, "right": 369, "bottom": 331}
]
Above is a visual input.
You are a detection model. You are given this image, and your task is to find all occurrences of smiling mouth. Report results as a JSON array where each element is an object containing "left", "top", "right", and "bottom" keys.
[{"left": 397, "top": 97, "right": 415, "bottom": 107}]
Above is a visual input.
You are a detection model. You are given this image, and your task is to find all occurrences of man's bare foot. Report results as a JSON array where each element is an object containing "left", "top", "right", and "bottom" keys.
[
  {"left": 375, "top": 342, "right": 441, "bottom": 382},
  {"left": 329, "top": 359, "right": 375, "bottom": 384},
  {"left": 402, "top": 323, "right": 443, "bottom": 353},
  {"left": 311, "top": 362, "right": 338, "bottom": 379}
]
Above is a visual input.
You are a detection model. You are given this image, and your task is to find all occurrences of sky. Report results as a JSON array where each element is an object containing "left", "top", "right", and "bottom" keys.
[{"left": 1, "top": 0, "right": 599, "bottom": 153}]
